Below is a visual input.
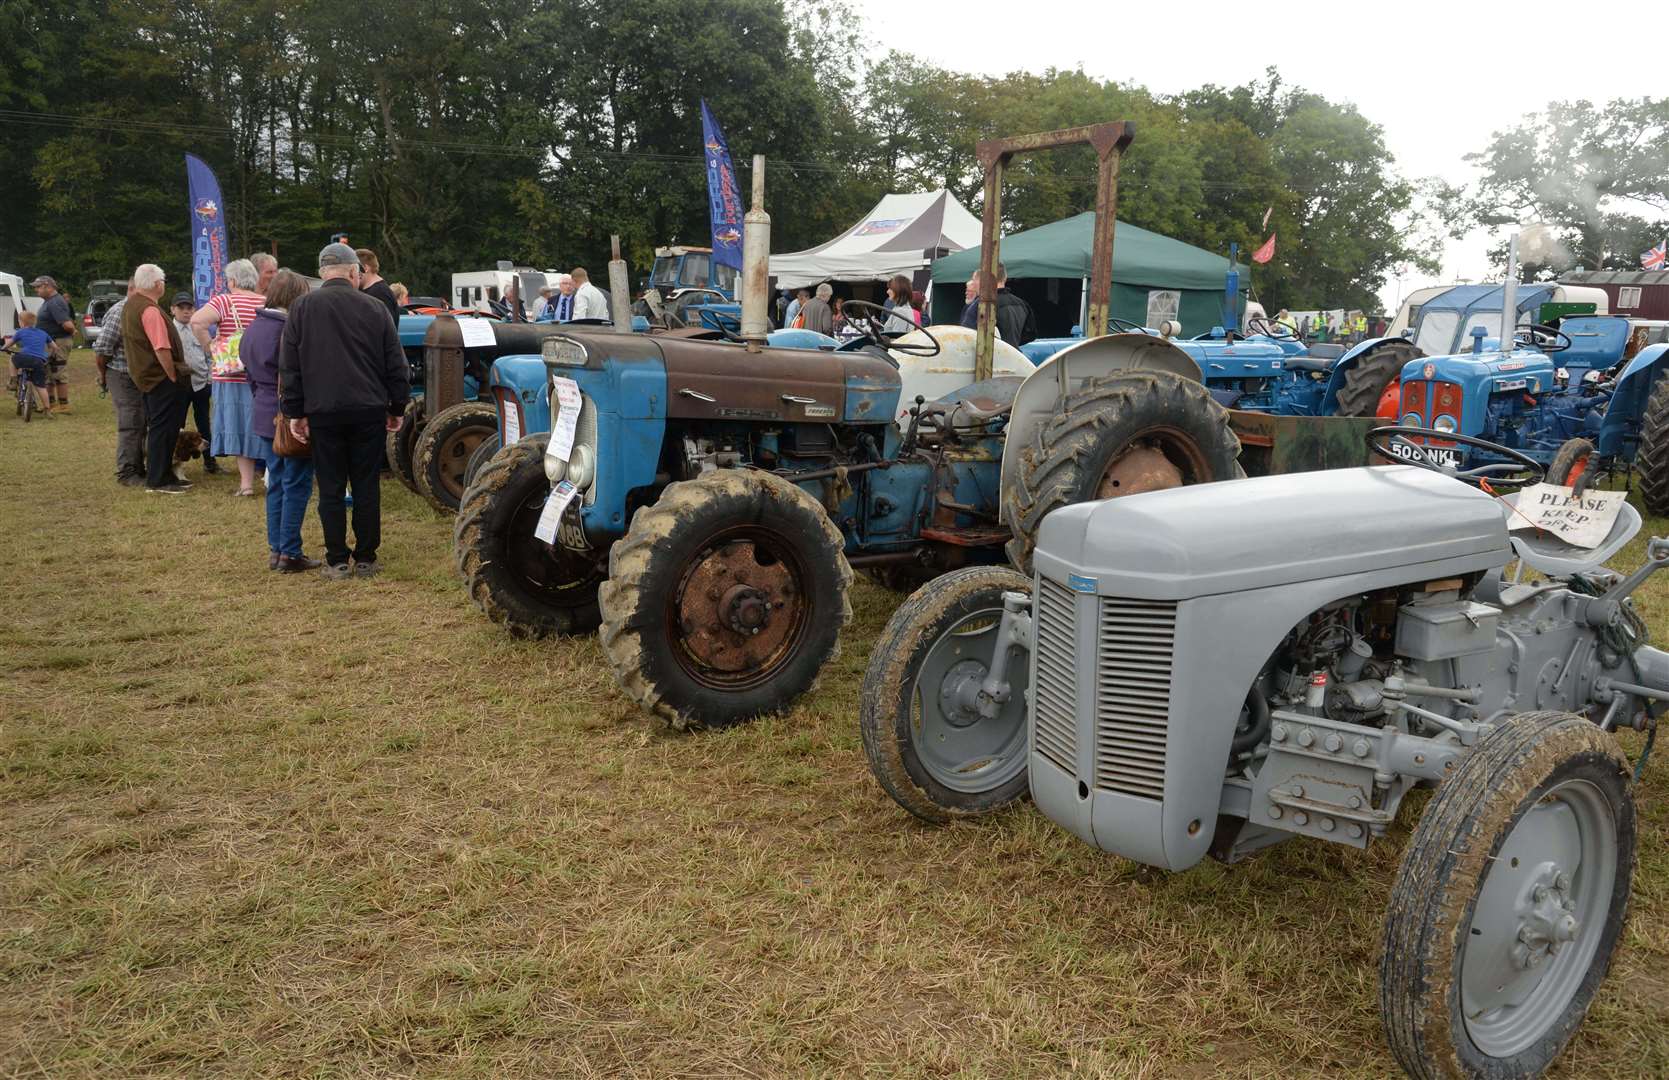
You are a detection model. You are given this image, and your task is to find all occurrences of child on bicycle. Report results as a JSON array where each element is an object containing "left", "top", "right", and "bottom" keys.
[{"left": 4, "top": 312, "right": 54, "bottom": 415}]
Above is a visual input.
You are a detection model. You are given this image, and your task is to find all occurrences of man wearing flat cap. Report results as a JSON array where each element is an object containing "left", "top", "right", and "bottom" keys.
[
  {"left": 278, "top": 242, "right": 411, "bottom": 580},
  {"left": 31, "top": 275, "right": 79, "bottom": 412}
]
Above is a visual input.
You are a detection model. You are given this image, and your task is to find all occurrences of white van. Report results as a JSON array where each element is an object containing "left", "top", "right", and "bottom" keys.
[
  {"left": 451, "top": 267, "right": 563, "bottom": 314},
  {"left": 0, "top": 272, "right": 43, "bottom": 335}
]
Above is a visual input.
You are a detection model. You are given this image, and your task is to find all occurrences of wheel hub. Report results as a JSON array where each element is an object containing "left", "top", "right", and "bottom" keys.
[
  {"left": 935, "top": 660, "right": 989, "bottom": 728},
  {"left": 675, "top": 537, "right": 802, "bottom": 677},
  {"left": 1512, "top": 869, "right": 1579, "bottom": 970},
  {"left": 1098, "top": 440, "right": 1185, "bottom": 499}
]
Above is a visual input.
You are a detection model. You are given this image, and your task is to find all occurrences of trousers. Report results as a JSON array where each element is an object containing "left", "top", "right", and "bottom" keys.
[
  {"left": 310, "top": 421, "right": 385, "bottom": 566},
  {"left": 108, "top": 367, "right": 148, "bottom": 480},
  {"left": 189, "top": 384, "right": 215, "bottom": 462},
  {"left": 257, "top": 436, "right": 315, "bottom": 557},
  {"left": 142, "top": 377, "right": 190, "bottom": 488}
]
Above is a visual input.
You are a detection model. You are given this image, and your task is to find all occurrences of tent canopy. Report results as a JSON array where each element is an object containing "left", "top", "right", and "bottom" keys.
[
  {"left": 932, "top": 212, "right": 1240, "bottom": 291},
  {"left": 770, "top": 190, "right": 981, "bottom": 289}
]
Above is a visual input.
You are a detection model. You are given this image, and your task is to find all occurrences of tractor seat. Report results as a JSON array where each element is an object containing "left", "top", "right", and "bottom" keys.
[
  {"left": 1306, "top": 343, "right": 1346, "bottom": 360},
  {"left": 1498, "top": 493, "right": 1641, "bottom": 578},
  {"left": 937, "top": 376, "right": 1024, "bottom": 427},
  {"left": 1284, "top": 355, "right": 1336, "bottom": 373}
]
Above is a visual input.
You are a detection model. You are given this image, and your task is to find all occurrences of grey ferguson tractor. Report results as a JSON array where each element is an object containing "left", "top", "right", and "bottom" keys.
[{"left": 860, "top": 425, "right": 1661, "bottom": 1078}]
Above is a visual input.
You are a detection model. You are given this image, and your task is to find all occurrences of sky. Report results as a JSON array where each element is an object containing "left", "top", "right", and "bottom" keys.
[{"left": 852, "top": 0, "right": 1668, "bottom": 313}]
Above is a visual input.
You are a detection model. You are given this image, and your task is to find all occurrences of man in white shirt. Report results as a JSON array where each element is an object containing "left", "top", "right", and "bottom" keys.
[{"left": 570, "top": 267, "right": 609, "bottom": 321}]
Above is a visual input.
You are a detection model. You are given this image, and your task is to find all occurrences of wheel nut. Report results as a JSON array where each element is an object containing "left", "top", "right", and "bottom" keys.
[
  {"left": 1292, "top": 811, "right": 1309, "bottom": 826},
  {"left": 1319, "top": 817, "right": 1336, "bottom": 832},
  {"left": 1269, "top": 806, "right": 1283, "bottom": 820},
  {"left": 1347, "top": 824, "right": 1364, "bottom": 839}
]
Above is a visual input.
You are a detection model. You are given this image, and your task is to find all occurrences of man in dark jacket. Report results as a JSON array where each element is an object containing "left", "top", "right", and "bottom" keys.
[
  {"left": 280, "top": 242, "right": 411, "bottom": 578},
  {"left": 958, "top": 263, "right": 1038, "bottom": 347}
]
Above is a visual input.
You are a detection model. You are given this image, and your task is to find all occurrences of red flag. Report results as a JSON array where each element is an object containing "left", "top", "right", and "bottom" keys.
[{"left": 1251, "top": 232, "right": 1276, "bottom": 264}]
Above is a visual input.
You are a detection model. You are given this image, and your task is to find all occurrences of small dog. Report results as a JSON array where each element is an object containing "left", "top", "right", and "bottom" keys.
[{"left": 172, "top": 430, "right": 208, "bottom": 484}]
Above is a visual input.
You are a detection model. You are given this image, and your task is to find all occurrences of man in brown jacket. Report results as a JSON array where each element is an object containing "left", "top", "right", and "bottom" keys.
[{"left": 121, "top": 263, "right": 192, "bottom": 494}]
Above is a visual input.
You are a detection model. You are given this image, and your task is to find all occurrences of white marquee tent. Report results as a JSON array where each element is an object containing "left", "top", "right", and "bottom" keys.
[{"left": 769, "top": 190, "right": 982, "bottom": 290}]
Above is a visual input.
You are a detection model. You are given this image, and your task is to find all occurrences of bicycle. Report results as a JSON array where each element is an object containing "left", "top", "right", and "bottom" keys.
[{"left": 4, "top": 345, "right": 49, "bottom": 423}]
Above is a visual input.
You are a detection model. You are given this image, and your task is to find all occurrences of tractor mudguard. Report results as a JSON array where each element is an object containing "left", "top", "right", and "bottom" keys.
[
  {"left": 998, "top": 333, "right": 1203, "bottom": 521},
  {"left": 1318, "top": 336, "right": 1421, "bottom": 414},
  {"left": 1595, "top": 342, "right": 1669, "bottom": 457}
]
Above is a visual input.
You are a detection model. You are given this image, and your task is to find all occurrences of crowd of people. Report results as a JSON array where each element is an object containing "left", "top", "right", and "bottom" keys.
[{"left": 74, "top": 243, "right": 410, "bottom": 579}]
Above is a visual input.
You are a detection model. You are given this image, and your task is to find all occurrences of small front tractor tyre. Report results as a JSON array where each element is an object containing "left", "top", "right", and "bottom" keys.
[
  {"left": 414, "top": 401, "right": 499, "bottom": 513},
  {"left": 462, "top": 430, "right": 503, "bottom": 493},
  {"left": 1547, "top": 438, "right": 1596, "bottom": 493},
  {"left": 1633, "top": 374, "right": 1669, "bottom": 514},
  {"left": 1335, "top": 342, "right": 1418, "bottom": 418},
  {"left": 599, "top": 469, "right": 852, "bottom": 730},
  {"left": 1005, "top": 369, "right": 1243, "bottom": 573},
  {"left": 454, "top": 434, "right": 604, "bottom": 637},
  {"left": 860, "top": 565, "right": 1034, "bottom": 823},
  {"left": 1380, "top": 711, "right": 1634, "bottom": 1080},
  {"left": 386, "top": 397, "right": 424, "bottom": 493}
]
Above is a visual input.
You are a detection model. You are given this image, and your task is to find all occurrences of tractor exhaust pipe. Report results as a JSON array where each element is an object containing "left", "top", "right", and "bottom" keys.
[
  {"left": 608, "top": 234, "right": 633, "bottom": 334},
  {"left": 1501, "top": 232, "right": 1519, "bottom": 348},
  {"left": 740, "top": 154, "right": 770, "bottom": 353}
]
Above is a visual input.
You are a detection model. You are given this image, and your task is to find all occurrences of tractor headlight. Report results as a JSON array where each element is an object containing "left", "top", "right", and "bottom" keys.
[
  {"left": 566, "top": 443, "right": 595, "bottom": 490},
  {"left": 541, "top": 336, "right": 588, "bottom": 366},
  {"left": 1402, "top": 412, "right": 1423, "bottom": 426},
  {"left": 1433, "top": 414, "right": 1457, "bottom": 433}
]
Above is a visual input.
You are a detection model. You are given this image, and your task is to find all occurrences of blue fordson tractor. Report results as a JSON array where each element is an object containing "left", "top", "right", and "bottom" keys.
[
  {"left": 452, "top": 124, "right": 1340, "bottom": 729},
  {"left": 1387, "top": 285, "right": 1669, "bottom": 511}
]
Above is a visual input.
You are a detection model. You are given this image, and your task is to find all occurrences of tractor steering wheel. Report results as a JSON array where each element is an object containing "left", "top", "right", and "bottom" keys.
[
  {"left": 1105, "top": 317, "right": 1148, "bottom": 334},
  {"left": 1514, "top": 324, "right": 1572, "bottom": 353},
  {"left": 840, "top": 300, "right": 941, "bottom": 356},
  {"left": 697, "top": 306, "right": 744, "bottom": 342},
  {"left": 1245, "top": 316, "right": 1298, "bottom": 340},
  {"left": 1367, "top": 425, "right": 1545, "bottom": 487}
]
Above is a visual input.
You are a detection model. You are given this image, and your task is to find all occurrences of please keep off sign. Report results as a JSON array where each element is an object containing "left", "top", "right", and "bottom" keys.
[{"left": 1509, "top": 483, "right": 1625, "bottom": 549}]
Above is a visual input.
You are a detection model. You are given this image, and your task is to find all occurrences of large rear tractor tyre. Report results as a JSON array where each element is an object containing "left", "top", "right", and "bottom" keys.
[
  {"left": 1634, "top": 375, "right": 1669, "bottom": 514},
  {"left": 386, "top": 397, "right": 424, "bottom": 493},
  {"left": 599, "top": 469, "right": 852, "bottom": 730},
  {"left": 1380, "top": 711, "right": 1634, "bottom": 1080},
  {"left": 1335, "top": 342, "right": 1418, "bottom": 418},
  {"left": 462, "top": 430, "right": 502, "bottom": 493},
  {"left": 860, "top": 565, "right": 1034, "bottom": 823},
  {"left": 454, "top": 434, "right": 604, "bottom": 638},
  {"left": 1005, "top": 370, "right": 1243, "bottom": 574},
  {"left": 414, "top": 401, "right": 499, "bottom": 513}
]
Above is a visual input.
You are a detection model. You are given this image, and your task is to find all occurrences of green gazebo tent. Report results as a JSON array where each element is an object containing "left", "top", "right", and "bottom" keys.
[{"left": 930, "top": 212, "right": 1245, "bottom": 335}]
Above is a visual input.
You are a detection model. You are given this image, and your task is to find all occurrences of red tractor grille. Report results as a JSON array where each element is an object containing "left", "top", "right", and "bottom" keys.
[{"left": 1398, "top": 380, "right": 1460, "bottom": 447}]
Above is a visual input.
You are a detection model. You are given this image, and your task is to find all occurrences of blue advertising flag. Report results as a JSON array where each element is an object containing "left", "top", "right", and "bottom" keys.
[
  {"left": 700, "top": 99, "right": 743, "bottom": 272},
  {"left": 184, "top": 153, "right": 229, "bottom": 306}
]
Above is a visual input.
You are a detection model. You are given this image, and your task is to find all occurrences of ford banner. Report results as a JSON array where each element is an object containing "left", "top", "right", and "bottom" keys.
[
  {"left": 700, "top": 99, "right": 743, "bottom": 272},
  {"left": 185, "top": 153, "right": 229, "bottom": 306}
]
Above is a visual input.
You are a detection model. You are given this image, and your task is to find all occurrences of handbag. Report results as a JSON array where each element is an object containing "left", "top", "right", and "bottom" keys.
[
  {"left": 273, "top": 413, "right": 311, "bottom": 459},
  {"left": 209, "top": 300, "right": 250, "bottom": 379}
]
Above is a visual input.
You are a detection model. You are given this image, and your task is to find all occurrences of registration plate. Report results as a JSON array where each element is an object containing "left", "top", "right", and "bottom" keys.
[{"left": 1385, "top": 441, "right": 1461, "bottom": 468}]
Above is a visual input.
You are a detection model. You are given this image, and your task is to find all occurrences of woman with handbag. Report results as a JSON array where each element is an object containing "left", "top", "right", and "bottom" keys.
[
  {"left": 190, "top": 258, "right": 268, "bottom": 496},
  {"left": 241, "top": 270, "right": 320, "bottom": 573}
]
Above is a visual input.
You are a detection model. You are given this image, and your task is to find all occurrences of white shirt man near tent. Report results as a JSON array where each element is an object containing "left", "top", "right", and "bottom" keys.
[{"left": 570, "top": 268, "right": 608, "bottom": 321}]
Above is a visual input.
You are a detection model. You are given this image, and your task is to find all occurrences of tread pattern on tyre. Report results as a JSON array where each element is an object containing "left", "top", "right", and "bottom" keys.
[
  {"left": 859, "top": 565, "right": 1034, "bottom": 824},
  {"left": 1635, "top": 375, "right": 1669, "bottom": 514},
  {"left": 462, "top": 431, "right": 503, "bottom": 494},
  {"left": 1547, "top": 438, "right": 1595, "bottom": 487},
  {"left": 453, "top": 433, "right": 600, "bottom": 639},
  {"left": 598, "top": 469, "right": 853, "bottom": 731},
  {"left": 1004, "top": 370, "right": 1242, "bottom": 573},
  {"left": 414, "top": 401, "right": 498, "bottom": 514},
  {"left": 1334, "top": 343, "right": 1416, "bottom": 418},
  {"left": 1379, "top": 711, "right": 1634, "bottom": 1080},
  {"left": 387, "top": 397, "right": 424, "bottom": 493}
]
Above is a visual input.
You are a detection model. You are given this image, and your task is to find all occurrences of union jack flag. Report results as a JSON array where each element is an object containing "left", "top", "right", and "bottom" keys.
[{"left": 1643, "top": 240, "right": 1668, "bottom": 270}]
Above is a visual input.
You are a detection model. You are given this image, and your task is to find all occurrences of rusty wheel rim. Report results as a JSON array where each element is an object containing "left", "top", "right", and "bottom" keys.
[
  {"left": 1095, "top": 426, "right": 1210, "bottom": 499},
  {"left": 436, "top": 426, "right": 490, "bottom": 499},
  {"left": 667, "top": 525, "right": 813, "bottom": 691}
]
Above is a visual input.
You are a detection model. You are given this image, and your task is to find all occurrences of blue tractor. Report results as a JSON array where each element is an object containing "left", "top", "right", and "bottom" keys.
[
  {"left": 451, "top": 122, "right": 1295, "bottom": 729},
  {"left": 1387, "top": 286, "right": 1669, "bottom": 511}
]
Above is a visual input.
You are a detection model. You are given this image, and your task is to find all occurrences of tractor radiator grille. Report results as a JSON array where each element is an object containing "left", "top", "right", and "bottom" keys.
[
  {"left": 1093, "top": 597, "right": 1178, "bottom": 800},
  {"left": 1031, "top": 577, "right": 1079, "bottom": 774}
]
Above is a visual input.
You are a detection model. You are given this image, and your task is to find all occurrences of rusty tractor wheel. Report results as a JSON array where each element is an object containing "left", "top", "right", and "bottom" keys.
[
  {"left": 1380, "top": 711, "right": 1634, "bottom": 1080},
  {"left": 386, "top": 397, "right": 424, "bottom": 493},
  {"left": 454, "top": 434, "right": 604, "bottom": 638},
  {"left": 860, "top": 565, "right": 1034, "bottom": 823},
  {"left": 1004, "top": 370, "right": 1243, "bottom": 574},
  {"left": 598, "top": 469, "right": 852, "bottom": 730},
  {"left": 414, "top": 401, "right": 499, "bottom": 513},
  {"left": 1335, "top": 341, "right": 1418, "bottom": 418},
  {"left": 1547, "top": 438, "right": 1596, "bottom": 494},
  {"left": 462, "top": 430, "right": 502, "bottom": 494}
]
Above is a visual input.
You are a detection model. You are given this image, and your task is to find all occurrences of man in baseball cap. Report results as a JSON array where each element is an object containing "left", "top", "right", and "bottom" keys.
[
  {"left": 30, "top": 275, "right": 79, "bottom": 411},
  {"left": 277, "top": 241, "right": 410, "bottom": 578}
]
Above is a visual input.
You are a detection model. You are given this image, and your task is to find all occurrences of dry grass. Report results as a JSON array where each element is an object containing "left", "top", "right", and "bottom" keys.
[{"left": 1, "top": 359, "right": 1665, "bottom": 1079}]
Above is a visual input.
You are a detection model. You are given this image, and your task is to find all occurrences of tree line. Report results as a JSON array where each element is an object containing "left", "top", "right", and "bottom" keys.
[{"left": 4, "top": 0, "right": 1660, "bottom": 313}]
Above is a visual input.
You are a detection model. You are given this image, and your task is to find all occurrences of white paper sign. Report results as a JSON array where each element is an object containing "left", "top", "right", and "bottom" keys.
[
  {"left": 550, "top": 376, "right": 583, "bottom": 462},
  {"left": 458, "top": 317, "right": 497, "bottom": 348},
  {"left": 1509, "top": 483, "right": 1625, "bottom": 548},
  {"left": 503, "top": 400, "right": 521, "bottom": 445},
  {"left": 533, "top": 480, "right": 579, "bottom": 543}
]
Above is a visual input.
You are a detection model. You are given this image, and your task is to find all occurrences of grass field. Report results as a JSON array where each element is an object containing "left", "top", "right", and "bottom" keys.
[{"left": 2, "top": 358, "right": 1666, "bottom": 1079}]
